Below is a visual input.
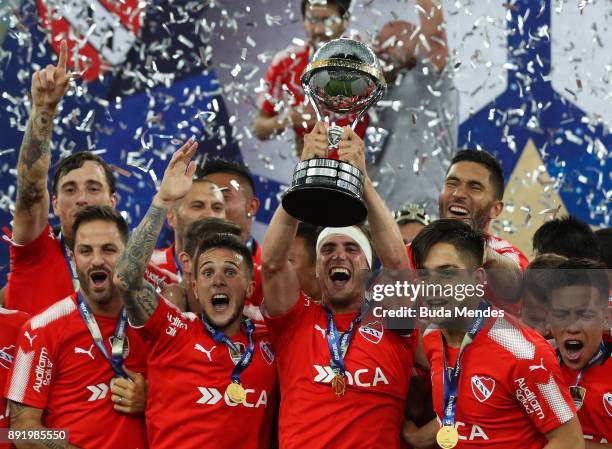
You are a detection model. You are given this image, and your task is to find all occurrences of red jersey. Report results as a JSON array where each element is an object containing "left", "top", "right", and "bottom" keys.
[
  {"left": 4, "top": 294, "right": 148, "bottom": 449},
  {"left": 257, "top": 43, "right": 368, "bottom": 138},
  {"left": 6, "top": 224, "right": 74, "bottom": 315},
  {"left": 423, "top": 314, "right": 575, "bottom": 448},
  {"left": 406, "top": 234, "right": 528, "bottom": 316},
  {"left": 0, "top": 308, "right": 30, "bottom": 449},
  {"left": 560, "top": 350, "right": 612, "bottom": 444},
  {"left": 134, "top": 297, "right": 278, "bottom": 449},
  {"left": 263, "top": 294, "right": 417, "bottom": 449}
]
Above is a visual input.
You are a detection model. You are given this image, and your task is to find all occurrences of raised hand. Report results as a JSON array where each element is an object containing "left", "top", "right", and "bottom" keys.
[
  {"left": 337, "top": 126, "right": 367, "bottom": 175},
  {"left": 31, "top": 40, "right": 72, "bottom": 111},
  {"left": 154, "top": 138, "right": 198, "bottom": 207},
  {"left": 301, "top": 121, "right": 329, "bottom": 161}
]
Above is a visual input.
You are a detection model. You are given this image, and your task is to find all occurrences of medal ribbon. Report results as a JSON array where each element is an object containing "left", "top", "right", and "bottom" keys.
[
  {"left": 202, "top": 316, "right": 255, "bottom": 385},
  {"left": 441, "top": 299, "right": 489, "bottom": 428},
  {"left": 60, "top": 232, "right": 80, "bottom": 291},
  {"left": 76, "top": 292, "right": 128, "bottom": 378},
  {"left": 558, "top": 341, "right": 607, "bottom": 387},
  {"left": 324, "top": 305, "right": 368, "bottom": 377}
]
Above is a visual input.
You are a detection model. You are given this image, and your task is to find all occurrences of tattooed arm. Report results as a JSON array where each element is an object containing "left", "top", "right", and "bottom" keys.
[
  {"left": 114, "top": 139, "right": 198, "bottom": 325},
  {"left": 13, "top": 41, "right": 71, "bottom": 245},
  {"left": 9, "top": 401, "right": 83, "bottom": 449}
]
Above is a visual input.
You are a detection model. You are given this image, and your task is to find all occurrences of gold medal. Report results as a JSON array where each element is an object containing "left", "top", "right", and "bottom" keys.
[
  {"left": 331, "top": 373, "right": 346, "bottom": 397},
  {"left": 226, "top": 382, "right": 247, "bottom": 404},
  {"left": 436, "top": 425, "right": 459, "bottom": 449}
]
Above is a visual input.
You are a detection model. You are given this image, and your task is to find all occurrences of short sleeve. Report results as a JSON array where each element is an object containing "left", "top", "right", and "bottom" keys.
[
  {"left": 262, "top": 292, "right": 309, "bottom": 347},
  {"left": 5, "top": 320, "right": 55, "bottom": 409},
  {"left": 131, "top": 297, "right": 196, "bottom": 354},
  {"left": 511, "top": 341, "right": 576, "bottom": 434}
]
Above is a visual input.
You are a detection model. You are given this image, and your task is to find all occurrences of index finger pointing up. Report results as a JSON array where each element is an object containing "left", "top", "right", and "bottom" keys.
[{"left": 58, "top": 40, "right": 68, "bottom": 71}]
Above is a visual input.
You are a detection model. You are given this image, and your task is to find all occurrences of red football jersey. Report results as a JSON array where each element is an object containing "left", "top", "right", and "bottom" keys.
[
  {"left": 4, "top": 294, "right": 148, "bottom": 449},
  {"left": 423, "top": 314, "right": 576, "bottom": 448},
  {"left": 134, "top": 298, "right": 278, "bottom": 449},
  {"left": 263, "top": 294, "right": 417, "bottom": 449},
  {"left": 257, "top": 43, "right": 368, "bottom": 139},
  {"left": 561, "top": 354, "right": 612, "bottom": 444},
  {"left": 0, "top": 308, "right": 30, "bottom": 449},
  {"left": 6, "top": 224, "right": 74, "bottom": 315},
  {"left": 406, "top": 234, "right": 528, "bottom": 317}
]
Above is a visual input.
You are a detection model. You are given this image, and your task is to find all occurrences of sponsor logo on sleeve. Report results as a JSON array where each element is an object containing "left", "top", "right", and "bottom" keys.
[
  {"left": 32, "top": 347, "right": 53, "bottom": 393},
  {"left": 515, "top": 377, "right": 545, "bottom": 420}
]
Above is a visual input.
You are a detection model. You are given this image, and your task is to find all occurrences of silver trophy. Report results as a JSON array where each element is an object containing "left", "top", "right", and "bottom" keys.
[{"left": 282, "top": 38, "right": 386, "bottom": 226}]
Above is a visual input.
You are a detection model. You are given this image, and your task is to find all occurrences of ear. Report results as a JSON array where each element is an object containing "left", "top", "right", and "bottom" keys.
[
  {"left": 246, "top": 279, "right": 255, "bottom": 299},
  {"left": 473, "top": 266, "right": 486, "bottom": 286},
  {"left": 191, "top": 278, "right": 198, "bottom": 300},
  {"left": 247, "top": 196, "right": 260, "bottom": 218},
  {"left": 109, "top": 192, "right": 117, "bottom": 208},
  {"left": 178, "top": 251, "right": 191, "bottom": 275},
  {"left": 489, "top": 200, "right": 504, "bottom": 221},
  {"left": 52, "top": 195, "right": 59, "bottom": 216},
  {"left": 167, "top": 208, "right": 177, "bottom": 230}
]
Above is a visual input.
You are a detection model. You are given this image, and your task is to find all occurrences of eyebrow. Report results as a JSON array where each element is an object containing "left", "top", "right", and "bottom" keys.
[{"left": 200, "top": 260, "right": 240, "bottom": 269}]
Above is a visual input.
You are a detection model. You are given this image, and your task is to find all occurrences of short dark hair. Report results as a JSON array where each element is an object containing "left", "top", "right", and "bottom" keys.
[
  {"left": 516, "top": 253, "right": 568, "bottom": 305},
  {"left": 296, "top": 222, "right": 320, "bottom": 265},
  {"left": 411, "top": 219, "right": 486, "bottom": 269},
  {"left": 193, "top": 233, "right": 254, "bottom": 279},
  {"left": 595, "top": 228, "right": 612, "bottom": 269},
  {"left": 532, "top": 216, "right": 600, "bottom": 260},
  {"left": 70, "top": 205, "right": 128, "bottom": 250},
  {"left": 301, "top": 0, "right": 351, "bottom": 17},
  {"left": 53, "top": 152, "right": 116, "bottom": 196},
  {"left": 449, "top": 149, "right": 505, "bottom": 200},
  {"left": 548, "top": 258, "right": 609, "bottom": 306},
  {"left": 184, "top": 218, "right": 242, "bottom": 259},
  {"left": 198, "top": 158, "right": 256, "bottom": 197}
]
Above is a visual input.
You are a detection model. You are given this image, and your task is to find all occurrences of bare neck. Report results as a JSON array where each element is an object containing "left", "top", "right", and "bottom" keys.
[
  {"left": 80, "top": 291, "right": 123, "bottom": 318},
  {"left": 220, "top": 318, "right": 242, "bottom": 338},
  {"left": 321, "top": 295, "right": 363, "bottom": 315}
]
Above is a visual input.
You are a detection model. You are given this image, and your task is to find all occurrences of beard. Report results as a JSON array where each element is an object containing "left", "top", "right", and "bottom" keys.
[{"left": 77, "top": 269, "right": 114, "bottom": 306}]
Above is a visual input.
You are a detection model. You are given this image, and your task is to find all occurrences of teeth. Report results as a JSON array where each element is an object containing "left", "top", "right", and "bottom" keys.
[
  {"left": 449, "top": 206, "right": 469, "bottom": 214},
  {"left": 330, "top": 268, "right": 349, "bottom": 275},
  {"left": 213, "top": 294, "right": 228, "bottom": 300}
]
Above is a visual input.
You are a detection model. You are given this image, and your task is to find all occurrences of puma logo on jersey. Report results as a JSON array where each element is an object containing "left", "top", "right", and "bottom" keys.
[
  {"left": 194, "top": 344, "right": 215, "bottom": 362},
  {"left": 314, "top": 325, "right": 326, "bottom": 339},
  {"left": 196, "top": 386, "right": 268, "bottom": 408},
  {"left": 313, "top": 365, "right": 389, "bottom": 387},
  {"left": 24, "top": 331, "right": 37, "bottom": 347},
  {"left": 74, "top": 344, "right": 95, "bottom": 360},
  {"left": 528, "top": 358, "right": 547, "bottom": 372}
]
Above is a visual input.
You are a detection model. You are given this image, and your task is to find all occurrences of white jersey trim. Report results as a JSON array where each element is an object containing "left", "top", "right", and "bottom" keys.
[
  {"left": 487, "top": 317, "right": 535, "bottom": 360},
  {"left": 30, "top": 296, "right": 76, "bottom": 330},
  {"left": 6, "top": 348, "right": 35, "bottom": 403}
]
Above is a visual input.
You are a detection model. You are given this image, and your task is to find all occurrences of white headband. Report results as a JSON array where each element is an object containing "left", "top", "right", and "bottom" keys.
[{"left": 316, "top": 226, "right": 373, "bottom": 268}]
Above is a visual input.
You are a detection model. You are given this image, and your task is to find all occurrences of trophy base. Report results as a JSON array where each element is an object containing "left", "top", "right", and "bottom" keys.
[{"left": 282, "top": 158, "right": 367, "bottom": 227}]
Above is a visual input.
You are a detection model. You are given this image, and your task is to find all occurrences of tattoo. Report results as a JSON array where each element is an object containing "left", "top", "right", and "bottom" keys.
[
  {"left": 20, "top": 111, "right": 53, "bottom": 170},
  {"left": 16, "top": 173, "right": 45, "bottom": 212},
  {"left": 116, "top": 203, "right": 167, "bottom": 323}
]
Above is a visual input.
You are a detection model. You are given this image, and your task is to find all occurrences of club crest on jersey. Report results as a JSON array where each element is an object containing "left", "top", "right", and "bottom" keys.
[
  {"left": 471, "top": 375, "right": 495, "bottom": 403},
  {"left": 570, "top": 385, "right": 586, "bottom": 411},
  {"left": 359, "top": 321, "right": 383, "bottom": 344},
  {"left": 0, "top": 345, "right": 15, "bottom": 370},
  {"left": 603, "top": 392, "right": 612, "bottom": 417},
  {"left": 229, "top": 342, "right": 246, "bottom": 365},
  {"left": 109, "top": 336, "right": 130, "bottom": 358},
  {"left": 259, "top": 339, "right": 275, "bottom": 365}
]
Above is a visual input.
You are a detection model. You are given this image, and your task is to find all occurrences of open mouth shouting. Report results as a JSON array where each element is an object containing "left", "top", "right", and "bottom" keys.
[
  {"left": 562, "top": 338, "right": 585, "bottom": 364},
  {"left": 89, "top": 269, "right": 110, "bottom": 290},
  {"left": 329, "top": 266, "right": 351, "bottom": 288},
  {"left": 211, "top": 293, "right": 230, "bottom": 313},
  {"left": 447, "top": 203, "right": 471, "bottom": 220}
]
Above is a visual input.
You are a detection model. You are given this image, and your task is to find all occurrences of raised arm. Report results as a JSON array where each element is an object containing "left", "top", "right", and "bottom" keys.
[
  {"left": 114, "top": 140, "right": 197, "bottom": 325},
  {"left": 10, "top": 401, "right": 82, "bottom": 449},
  {"left": 415, "top": 0, "right": 448, "bottom": 72},
  {"left": 337, "top": 127, "right": 409, "bottom": 270},
  {"left": 13, "top": 41, "right": 71, "bottom": 245},
  {"left": 261, "top": 123, "right": 330, "bottom": 316}
]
